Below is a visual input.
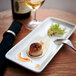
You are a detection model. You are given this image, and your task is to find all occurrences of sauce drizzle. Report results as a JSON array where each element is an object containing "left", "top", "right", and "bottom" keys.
[
  {"left": 18, "top": 52, "right": 32, "bottom": 62},
  {"left": 35, "top": 64, "right": 40, "bottom": 69}
]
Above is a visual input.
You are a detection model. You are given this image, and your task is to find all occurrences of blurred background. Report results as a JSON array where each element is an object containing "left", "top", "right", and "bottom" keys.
[{"left": 0, "top": 0, "right": 76, "bottom": 14}]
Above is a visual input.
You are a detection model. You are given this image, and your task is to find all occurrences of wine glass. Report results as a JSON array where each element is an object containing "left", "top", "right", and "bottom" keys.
[{"left": 24, "top": 0, "right": 45, "bottom": 30}]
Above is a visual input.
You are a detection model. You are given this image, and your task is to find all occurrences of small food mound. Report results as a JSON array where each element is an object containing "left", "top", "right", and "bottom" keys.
[
  {"left": 48, "top": 23, "right": 65, "bottom": 36},
  {"left": 29, "top": 42, "right": 42, "bottom": 57},
  {"left": 18, "top": 52, "right": 32, "bottom": 62},
  {"left": 35, "top": 64, "right": 40, "bottom": 69}
]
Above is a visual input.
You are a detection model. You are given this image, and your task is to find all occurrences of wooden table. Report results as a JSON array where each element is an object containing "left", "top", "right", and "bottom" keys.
[{"left": 0, "top": 9, "right": 76, "bottom": 76}]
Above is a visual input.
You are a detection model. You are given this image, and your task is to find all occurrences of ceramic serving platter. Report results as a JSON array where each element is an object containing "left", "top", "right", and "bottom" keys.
[{"left": 5, "top": 17, "right": 76, "bottom": 73}]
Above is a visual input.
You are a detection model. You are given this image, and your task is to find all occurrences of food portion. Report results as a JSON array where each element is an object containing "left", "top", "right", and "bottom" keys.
[
  {"left": 29, "top": 42, "right": 42, "bottom": 57},
  {"left": 26, "top": 37, "right": 50, "bottom": 58},
  {"left": 48, "top": 23, "right": 65, "bottom": 36}
]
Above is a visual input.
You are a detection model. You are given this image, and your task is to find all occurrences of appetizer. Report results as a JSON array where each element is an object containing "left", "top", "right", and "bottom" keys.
[
  {"left": 29, "top": 42, "right": 43, "bottom": 57},
  {"left": 26, "top": 38, "right": 50, "bottom": 58},
  {"left": 48, "top": 23, "right": 65, "bottom": 36}
]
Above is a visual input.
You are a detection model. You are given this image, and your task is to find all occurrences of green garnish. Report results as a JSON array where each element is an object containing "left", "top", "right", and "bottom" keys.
[{"left": 48, "top": 23, "right": 65, "bottom": 36}]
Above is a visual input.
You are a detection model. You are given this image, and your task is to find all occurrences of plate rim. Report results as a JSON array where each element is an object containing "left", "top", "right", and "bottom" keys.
[{"left": 5, "top": 17, "right": 76, "bottom": 73}]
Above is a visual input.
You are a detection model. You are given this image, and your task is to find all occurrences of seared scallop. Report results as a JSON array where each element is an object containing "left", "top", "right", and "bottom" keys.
[{"left": 29, "top": 42, "right": 42, "bottom": 57}]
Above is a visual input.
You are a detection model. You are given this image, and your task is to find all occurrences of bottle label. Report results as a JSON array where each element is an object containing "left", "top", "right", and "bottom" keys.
[{"left": 13, "top": 0, "right": 31, "bottom": 14}]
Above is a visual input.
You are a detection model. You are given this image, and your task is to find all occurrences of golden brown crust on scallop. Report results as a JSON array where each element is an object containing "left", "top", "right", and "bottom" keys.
[{"left": 29, "top": 42, "right": 42, "bottom": 53}]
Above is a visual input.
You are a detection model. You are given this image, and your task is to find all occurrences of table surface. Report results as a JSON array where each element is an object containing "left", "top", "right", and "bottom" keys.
[{"left": 0, "top": 9, "right": 76, "bottom": 76}]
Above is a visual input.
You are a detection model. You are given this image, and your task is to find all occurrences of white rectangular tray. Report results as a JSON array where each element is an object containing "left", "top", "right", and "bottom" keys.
[{"left": 5, "top": 17, "right": 76, "bottom": 73}]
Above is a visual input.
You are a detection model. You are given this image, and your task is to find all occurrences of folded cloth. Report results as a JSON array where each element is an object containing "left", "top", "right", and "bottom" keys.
[
  {"left": 8, "top": 20, "right": 22, "bottom": 35},
  {"left": 0, "top": 34, "right": 15, "bottom": 76},
  {"left": 0, "top": 20, "right": 22, "bottom": 76}
]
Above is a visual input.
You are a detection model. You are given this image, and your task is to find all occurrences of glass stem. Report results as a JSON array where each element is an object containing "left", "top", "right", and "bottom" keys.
[{"left": 33, "top": 10, "right": 37, "bottom": 21}]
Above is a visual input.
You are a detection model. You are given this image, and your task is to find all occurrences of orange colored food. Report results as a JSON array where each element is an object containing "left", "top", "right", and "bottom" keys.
[
  {"left": 18, "top": 52, "right": 31, "bottom": 62},
  {"left": 35, "top": 64, "right": 40, "bottom": 69}
]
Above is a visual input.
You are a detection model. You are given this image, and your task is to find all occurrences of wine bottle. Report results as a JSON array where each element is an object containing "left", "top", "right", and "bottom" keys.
[{"left": 11, "top": 0, "right": 31, "bottom": 19}]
